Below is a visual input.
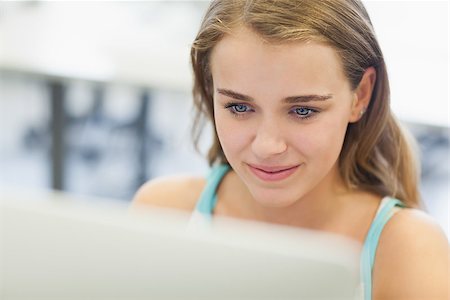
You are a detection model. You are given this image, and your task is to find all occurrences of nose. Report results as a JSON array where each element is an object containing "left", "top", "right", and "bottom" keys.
[{"left": 251, "top": 120, "right": 287, "bottom": 160}]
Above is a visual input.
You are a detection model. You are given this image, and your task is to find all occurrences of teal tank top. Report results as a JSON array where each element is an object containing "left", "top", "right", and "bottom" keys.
[{"left": 192, "top": 164, "right": 405, "bottom": 300}]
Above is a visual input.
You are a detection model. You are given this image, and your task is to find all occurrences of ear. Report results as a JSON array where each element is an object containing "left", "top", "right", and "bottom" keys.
[{"left": 349, "top": 67, "right": 376, "bottom": 123}]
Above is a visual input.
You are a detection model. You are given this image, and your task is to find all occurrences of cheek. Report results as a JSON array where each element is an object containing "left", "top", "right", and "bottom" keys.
[
  {"left": 215, "top": 112, "right": 253, "bottom": 157},
  {"left": 292, "top": 117, "right": 348, "bottom": 161}
]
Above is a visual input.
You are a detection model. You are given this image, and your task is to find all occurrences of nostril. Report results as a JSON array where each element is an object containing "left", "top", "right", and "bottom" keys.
[{"left": 251, "top": 134, "right": 288, "bottom": 159}]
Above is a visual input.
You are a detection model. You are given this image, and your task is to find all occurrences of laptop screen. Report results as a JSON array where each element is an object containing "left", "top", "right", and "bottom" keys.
[{"left": 0, "top": 189, "right": 360, "bottom": 299}]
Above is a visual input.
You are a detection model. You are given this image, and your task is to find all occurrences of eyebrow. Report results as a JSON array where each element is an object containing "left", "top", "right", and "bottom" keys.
[{"left": 216, "top": 88, "right": 332, "bottom": 103}]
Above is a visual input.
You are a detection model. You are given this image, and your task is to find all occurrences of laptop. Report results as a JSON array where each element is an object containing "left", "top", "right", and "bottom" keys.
[{"left": 0, "top": 188, "right": 360, "bottom": 299}]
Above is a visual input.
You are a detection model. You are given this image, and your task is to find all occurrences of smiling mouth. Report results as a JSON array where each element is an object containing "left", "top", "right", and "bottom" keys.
[{"left": 247, "top": 164, "right": 300, "bottom": 182}]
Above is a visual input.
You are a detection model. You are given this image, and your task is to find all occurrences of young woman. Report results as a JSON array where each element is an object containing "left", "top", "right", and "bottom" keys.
[{"left": 133, "top": 0, "right": 449, "bottom": 299}]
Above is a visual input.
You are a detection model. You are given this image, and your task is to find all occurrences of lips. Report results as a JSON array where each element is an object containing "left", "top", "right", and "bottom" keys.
[{"left": 247, "top": 164, "right": 300, "bottom": 182}]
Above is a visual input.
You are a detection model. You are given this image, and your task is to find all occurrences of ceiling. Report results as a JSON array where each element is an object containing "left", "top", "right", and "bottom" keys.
[{"left": 0, "top": 1, "right": 210, "bottom": 91}]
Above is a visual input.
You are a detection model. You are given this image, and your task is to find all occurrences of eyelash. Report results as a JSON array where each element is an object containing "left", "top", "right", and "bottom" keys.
[{"left": 224, "top": 102, "right": 319, "bottom": 120}]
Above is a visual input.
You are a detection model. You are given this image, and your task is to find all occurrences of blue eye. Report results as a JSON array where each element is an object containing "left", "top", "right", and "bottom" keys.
[
  {"left": 233, "top": 104, "right": 249, "bottom": 113},
  {"left": 295, "top": 107, "right": 310, "bottom": 115},
  {"left": 292, "top": 107, "right": 317, "bottom": 119},
  {"left": 225, "top": 103, "right": 252, "bottom": 115}
]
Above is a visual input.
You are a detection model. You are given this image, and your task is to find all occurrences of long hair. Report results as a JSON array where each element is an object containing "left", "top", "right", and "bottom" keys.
[{"left": 190, "top": 0, "right": 422, "bottom": 208}]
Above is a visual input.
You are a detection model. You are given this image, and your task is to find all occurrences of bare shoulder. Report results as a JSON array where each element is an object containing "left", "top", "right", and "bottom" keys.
[
  {"left": 130, "top": 175, "right": 206, "bottom": 212},
  {"left": 373, "top": 208, "right": 449, "bottom": 300}
]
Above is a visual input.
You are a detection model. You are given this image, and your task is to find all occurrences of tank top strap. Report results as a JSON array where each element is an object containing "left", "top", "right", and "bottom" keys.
[
  {"left": 195, "top": 164, "right": 230, "bottom": 215},
  {"left": 360, "top": 197, "right": 406, "bottom": 300}
]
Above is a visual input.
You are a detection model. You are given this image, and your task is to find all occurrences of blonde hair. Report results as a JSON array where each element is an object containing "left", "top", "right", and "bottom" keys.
[{"left": 191, "top": 0, "right": 422, "bottom": 208}]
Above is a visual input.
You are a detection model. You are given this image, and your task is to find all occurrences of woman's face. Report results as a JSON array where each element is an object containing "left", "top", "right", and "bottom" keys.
[{"left": 210, "top": 27, "right": 360, "bottom": 208}]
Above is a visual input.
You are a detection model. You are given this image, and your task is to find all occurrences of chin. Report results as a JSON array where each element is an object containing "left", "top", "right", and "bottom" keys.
[{"left": 249, "top": 188, "right": 301, "bottom": 208}]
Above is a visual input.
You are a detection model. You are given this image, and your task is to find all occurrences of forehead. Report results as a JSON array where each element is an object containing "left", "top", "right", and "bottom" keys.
[{"left": 209, "top": 26, "right": 349, "bottom": 94}]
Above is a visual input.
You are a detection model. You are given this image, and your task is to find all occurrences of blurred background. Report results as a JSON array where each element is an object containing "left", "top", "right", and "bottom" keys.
[{"left": 0, "top": 1, "right": 448, "bottom": 235}]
